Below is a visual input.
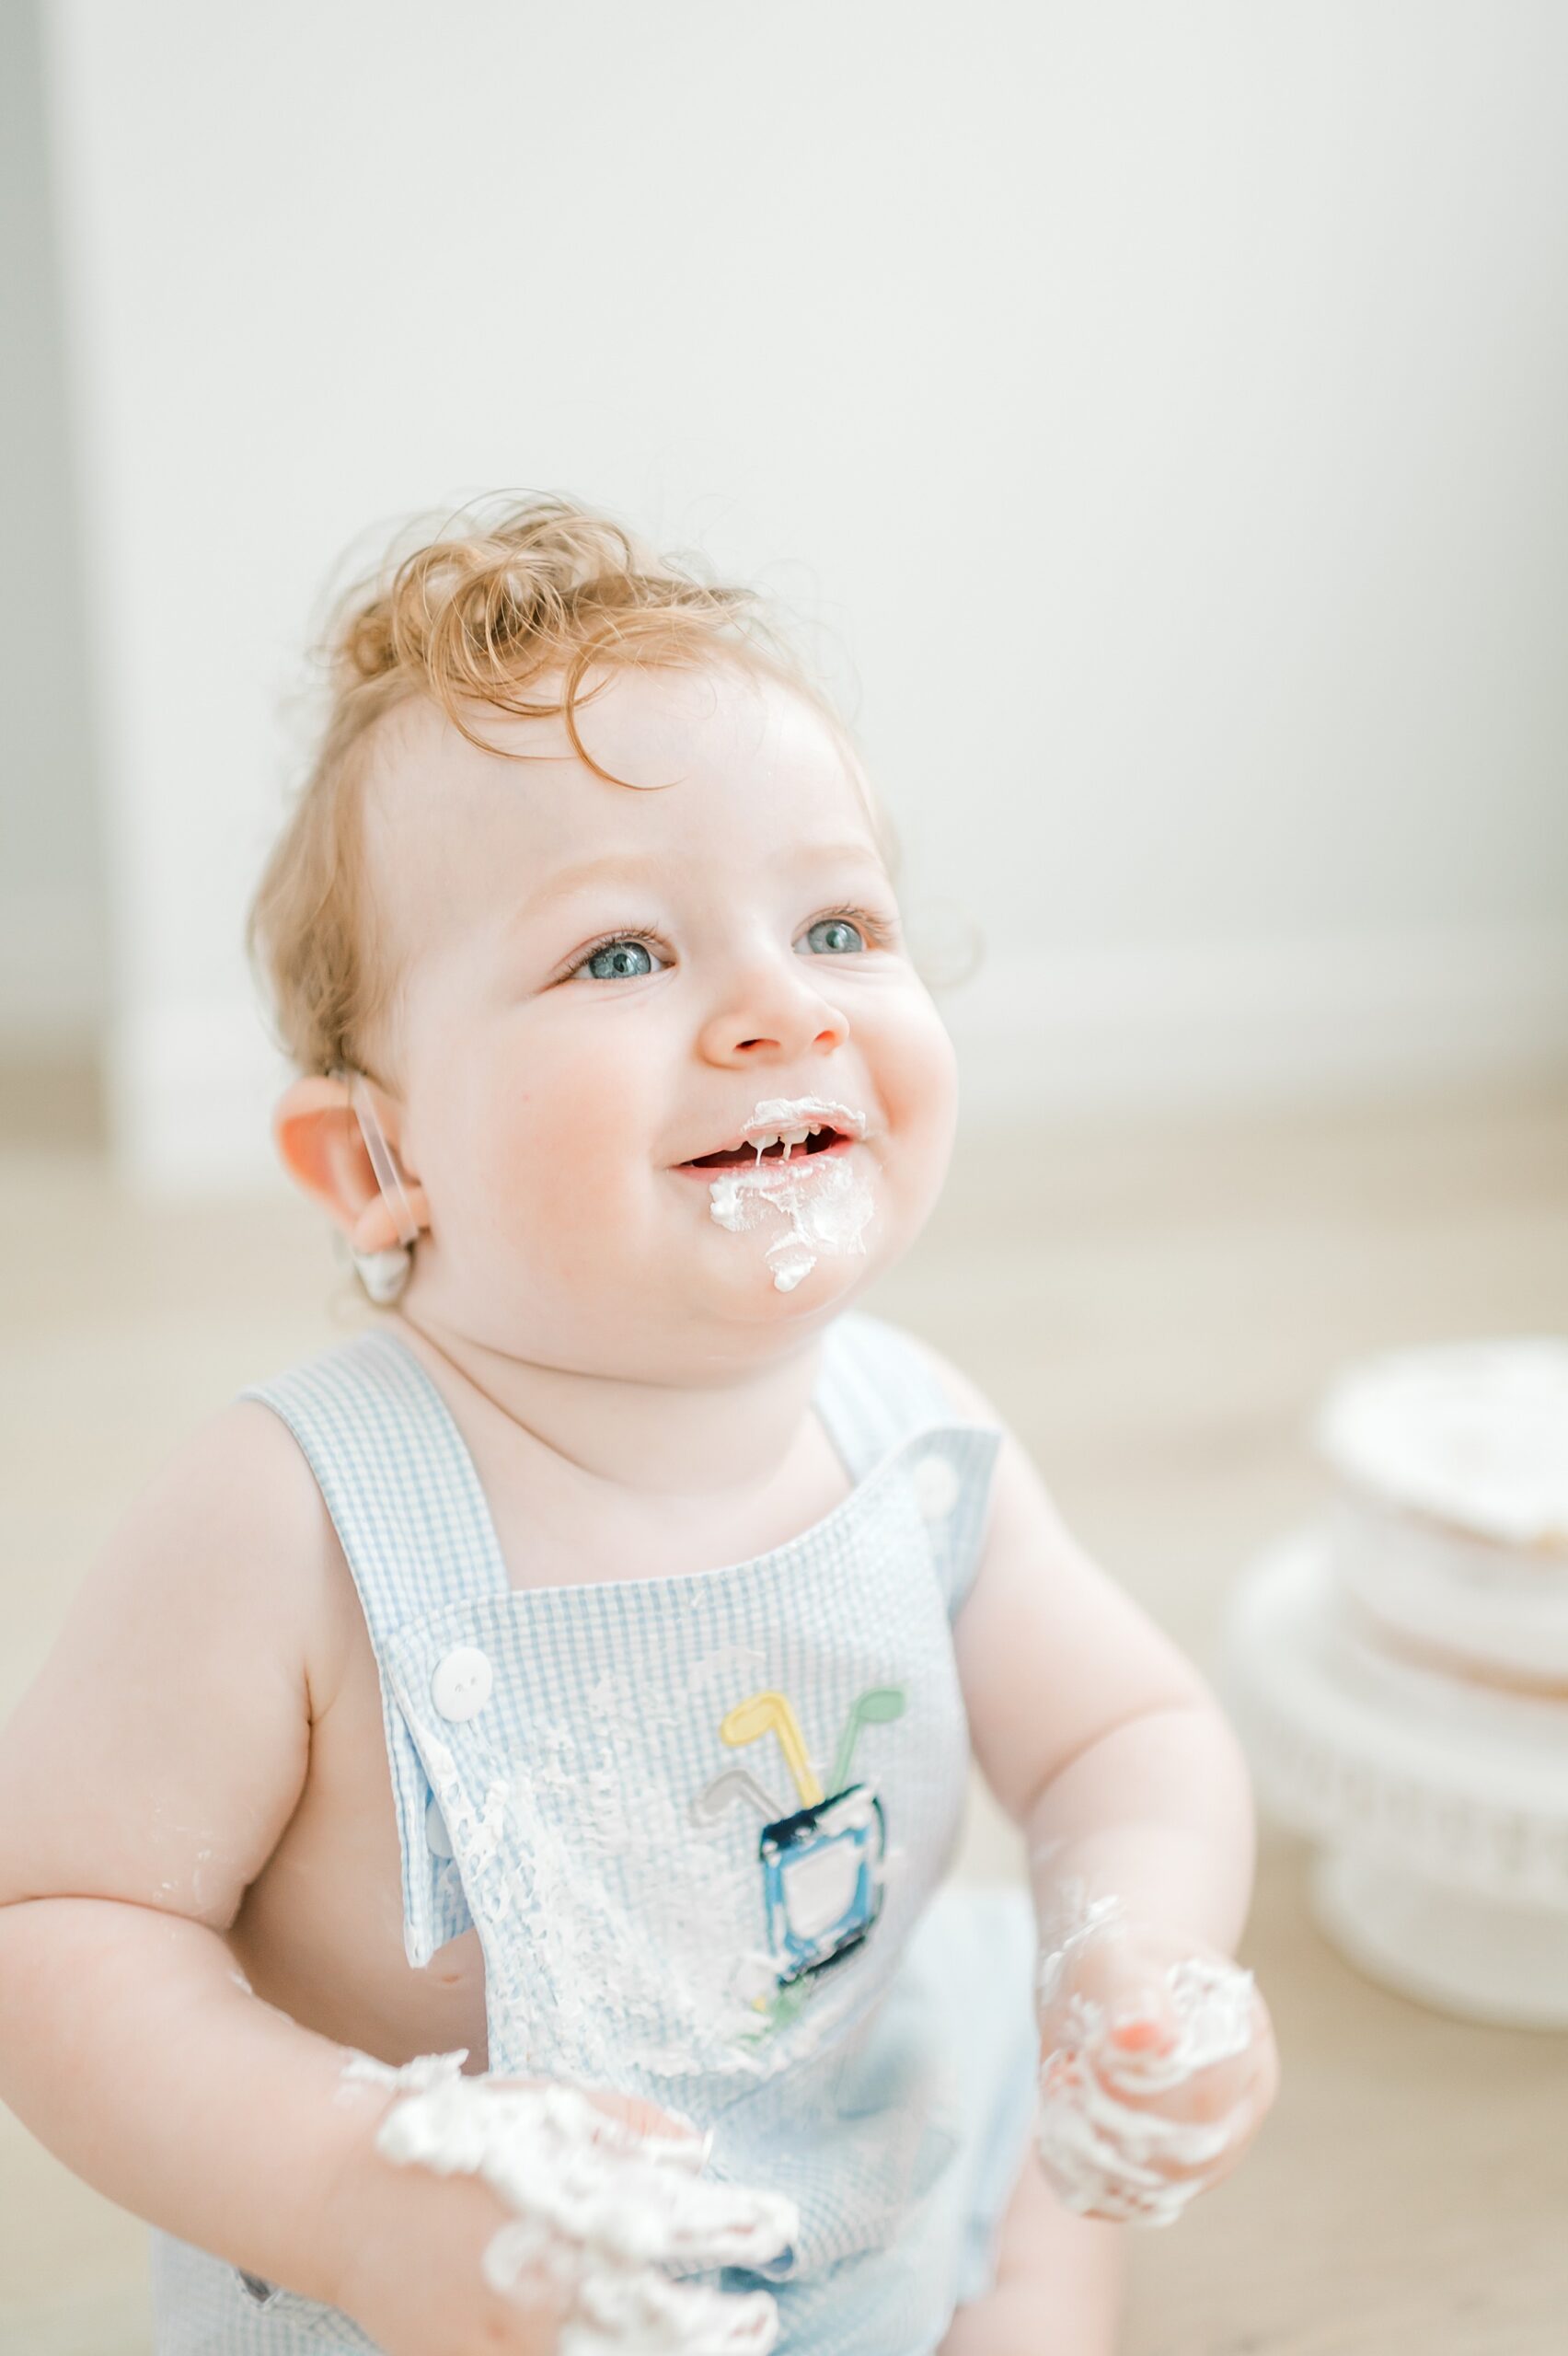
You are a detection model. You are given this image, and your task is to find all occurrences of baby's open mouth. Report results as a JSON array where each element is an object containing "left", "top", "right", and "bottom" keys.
[
  {"left": 679, "top": 1097, "right": 876, "bottom": 1287},
  {"left": 674, "top": 1100, "right": 869, "bottom": 1177},
  {"left": 684, "top": 1126, "right": 847, "bottom": 1172}
]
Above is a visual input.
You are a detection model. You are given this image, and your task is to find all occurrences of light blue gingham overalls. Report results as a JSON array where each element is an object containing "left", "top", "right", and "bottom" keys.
[{"left": 151, "top": 1311, "right": 1041, "bottom": 2354}]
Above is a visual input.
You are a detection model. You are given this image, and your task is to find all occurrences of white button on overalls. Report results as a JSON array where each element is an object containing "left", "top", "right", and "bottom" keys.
[
  {"left": 911, "top": 1453, "right": 960, "bottom": 1520},
  {"left": 432, "top": 1645, "right": 493, "bottom": 1721},
  {"left": 424, "top": 1797, "right": 454, "bottom": 1859}
]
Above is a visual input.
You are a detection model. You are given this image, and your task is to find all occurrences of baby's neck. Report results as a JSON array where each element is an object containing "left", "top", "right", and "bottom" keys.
[{"left": 390, "top": 1310, "right": 824, "bottom": 1501}]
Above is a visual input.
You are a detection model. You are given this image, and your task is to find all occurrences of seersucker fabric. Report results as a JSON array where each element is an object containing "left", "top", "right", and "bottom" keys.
[{"left": 150, "top": 1311, "right": 1041, "bottom": 2354}]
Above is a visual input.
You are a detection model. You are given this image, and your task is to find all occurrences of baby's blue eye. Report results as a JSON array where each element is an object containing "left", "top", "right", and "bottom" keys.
[
  {"left": 800, "top": 917, "right": 865, "bottom": 955},
  {"left": 584, "top": 940, "right": 656, "bottom": 980}
]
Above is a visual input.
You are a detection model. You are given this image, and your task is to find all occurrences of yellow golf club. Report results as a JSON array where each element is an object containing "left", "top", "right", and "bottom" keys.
[{"left": 721, "top": 1690, "right": 824, "bottom": 1809}]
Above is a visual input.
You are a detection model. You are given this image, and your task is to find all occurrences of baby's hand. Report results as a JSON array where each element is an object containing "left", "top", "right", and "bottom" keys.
[
  {"left": 1034, "top": 1905, "right": 1278, "bottom": 2226},
  {"left": 327, "top": 2114, "right": 574, "bottom": 2356},
  {"left": 327, "top": 2069, "right": 792, "bottom": 2356}
]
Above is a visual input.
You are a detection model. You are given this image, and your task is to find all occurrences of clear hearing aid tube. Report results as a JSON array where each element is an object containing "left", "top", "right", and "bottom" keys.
[{"left": 341, "top": 1069, "right": 421, "bottom": 1247}]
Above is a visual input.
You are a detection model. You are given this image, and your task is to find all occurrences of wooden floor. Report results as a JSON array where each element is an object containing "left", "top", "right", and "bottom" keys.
[{"left": 2, "top": 1081, "right": 1565, "bottom": 2353}]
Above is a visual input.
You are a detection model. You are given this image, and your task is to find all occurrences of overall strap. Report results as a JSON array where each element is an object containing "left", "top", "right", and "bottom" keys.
[
  {"left": 813, "top": 1311, "right": 965, "bottom": 1478},
  {"left": 816, "top": 1311, "right": 1002, "bottom": 1622},
  {"left": 241, "top": 1328, "right": 508, "bottom": 1964}
]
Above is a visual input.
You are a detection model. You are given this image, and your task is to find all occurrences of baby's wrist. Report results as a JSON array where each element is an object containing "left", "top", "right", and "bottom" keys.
[
  {"left": 1029, "top": 1820, "right": 1251, "bottom": 1963},
  {"left": 287, "top": 2075, "right": 404, "bottom": 2312}
]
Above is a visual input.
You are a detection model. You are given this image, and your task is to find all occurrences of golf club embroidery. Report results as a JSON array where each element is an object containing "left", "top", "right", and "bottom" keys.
[{"left": 691, "top": 1684, "right": 906, "bottom": 2044}]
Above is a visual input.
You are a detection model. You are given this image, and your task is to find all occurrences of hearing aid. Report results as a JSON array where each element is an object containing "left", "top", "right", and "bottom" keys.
[{"left": 340, "top": 1069, "right": 421, "bottom": 1302}]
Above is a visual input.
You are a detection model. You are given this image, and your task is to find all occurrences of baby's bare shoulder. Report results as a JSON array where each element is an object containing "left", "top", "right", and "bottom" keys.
[{"left": 0, "top": 1398, "right": 341, "bottom": 1923}]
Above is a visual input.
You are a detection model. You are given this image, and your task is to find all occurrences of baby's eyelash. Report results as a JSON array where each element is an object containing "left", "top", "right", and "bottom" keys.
[
  {"left": 811, "top": 902, "right": 899, "bottom": 947},
  {"left": 554, "top": 903, "right": 897, "bottom": 984},
  {"left": 558, "top": 927, "right": 673, "bottom": 982}
]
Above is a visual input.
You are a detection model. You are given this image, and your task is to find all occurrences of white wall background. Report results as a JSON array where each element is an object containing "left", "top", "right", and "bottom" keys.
[
  {"left": 0, "top": 0, "right": 104, "bottom": 1054},
  {"left": 32, "top": 0, "right": 1568, "bottom": 1187}
]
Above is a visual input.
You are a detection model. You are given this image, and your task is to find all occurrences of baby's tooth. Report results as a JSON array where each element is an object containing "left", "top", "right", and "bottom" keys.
[{"left": 779, "top": 1127, "right": 811, "bottom": 1147}]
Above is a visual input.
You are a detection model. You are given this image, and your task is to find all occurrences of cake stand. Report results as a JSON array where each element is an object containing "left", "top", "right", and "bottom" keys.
[{"left": 1223, "top": 1531, "right": 1568, "bottom": 2029}]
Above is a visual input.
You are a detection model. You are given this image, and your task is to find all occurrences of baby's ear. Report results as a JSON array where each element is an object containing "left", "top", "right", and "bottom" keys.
[{"left": 272, "top": 1075, "right": 428, "bottom": 1253}]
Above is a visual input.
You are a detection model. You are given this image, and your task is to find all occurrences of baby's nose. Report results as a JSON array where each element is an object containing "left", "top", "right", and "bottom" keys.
[{"left": 698, "top": 968, "right": 849, "bottom": 1066}]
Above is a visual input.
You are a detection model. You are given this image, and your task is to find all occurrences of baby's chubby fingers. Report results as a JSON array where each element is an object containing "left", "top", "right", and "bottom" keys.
[
  {"left": 1043, "top": 1920, "right": 1273, "bottom": 2098},
  {"left": 1043, "top": 1916, "right": 1182, "bottom": 2060},
  {"left": 1034, "top": 1912, "right": 1278, "bottom": 2220},
  {"left": 1183, "top": 1988, "right": 1276, "bottom": 2121},
  {"left": 1102, "top": 2004, "right": 1274, "bottom": 2132}
]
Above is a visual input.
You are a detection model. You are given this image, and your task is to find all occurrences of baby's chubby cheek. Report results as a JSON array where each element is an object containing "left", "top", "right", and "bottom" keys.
[
  {"left": 868, "top": 1001, "right": 959, "bottom": 1242},
  {"left": 460, "top": 1043, "right": 667, "bottom": 1293}
]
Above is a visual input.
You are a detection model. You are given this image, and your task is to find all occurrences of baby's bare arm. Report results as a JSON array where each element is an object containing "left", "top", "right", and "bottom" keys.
[
  {"left": 928, "top": 1342, "right": 1279, "bottom": 2224},
  {"left": 0, "top": 1882, "right": 605, "bottom": 2356},
  {"left": 935, "top": 1357, "right": 1254, "bottom": 1948},
  {"left": 0, "top": 1403, "right": 379, "bottom": 2295},
  {"left": 0, "top": 1893, "right": 392, "bottom": 2297}
]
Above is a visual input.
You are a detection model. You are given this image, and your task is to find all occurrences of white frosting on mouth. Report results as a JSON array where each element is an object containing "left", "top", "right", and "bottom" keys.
[
  {"left": 704, "top": 1095, "right": 875, "bottom": 1291},
  {"left": 737, "top": 1097, "right": 867, "bottom": 1151},
  {"left": 374, "top": 2065, "right": 796, "bottom": 2350}
]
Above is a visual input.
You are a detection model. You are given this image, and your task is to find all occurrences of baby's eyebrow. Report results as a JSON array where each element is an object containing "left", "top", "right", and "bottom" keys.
[
  {"left": 509, "top": 839, "right": 888, "bottom": 930},
  {"left": 783, "top": 837, "right": 890, "bottom": 874},
  {"left": 508, "top": 853, "right": 660, "bottom": 925}
]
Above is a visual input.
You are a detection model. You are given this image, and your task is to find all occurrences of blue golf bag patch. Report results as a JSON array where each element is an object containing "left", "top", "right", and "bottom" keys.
[{"left": 691, "top": 1683, "right": 907, "bottom": 2044}]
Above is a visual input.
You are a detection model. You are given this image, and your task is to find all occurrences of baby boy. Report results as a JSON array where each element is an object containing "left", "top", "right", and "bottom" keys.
[{"left": 0, "top": 501, "right": 1276, "bottom": 2355}]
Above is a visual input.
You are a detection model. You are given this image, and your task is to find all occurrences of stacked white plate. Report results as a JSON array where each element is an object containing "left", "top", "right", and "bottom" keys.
[{"left": 1223, "top": 1340, "right": 1568, "bottom": 2027}]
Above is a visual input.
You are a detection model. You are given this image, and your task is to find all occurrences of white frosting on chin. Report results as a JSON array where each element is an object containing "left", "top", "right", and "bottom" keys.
[
  {"left": 372, "top": 2066, "right": 796, "bottom": 2351},
  {"left": 707, "top": 1154, "right": 873, "bottom": 1292}
]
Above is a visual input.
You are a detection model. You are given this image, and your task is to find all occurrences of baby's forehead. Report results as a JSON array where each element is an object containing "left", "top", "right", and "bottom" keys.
[{"left": 360, "top": 665, "right": 882, "bottom": 951}]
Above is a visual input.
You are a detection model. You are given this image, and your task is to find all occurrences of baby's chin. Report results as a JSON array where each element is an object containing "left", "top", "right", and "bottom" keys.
[
  {"left": 683, "top": 1206, "right": 902, "bottom": 1339},
  {"left": 700, "top": 1249, "right": 878, "bottom": 1331}
]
